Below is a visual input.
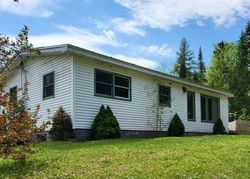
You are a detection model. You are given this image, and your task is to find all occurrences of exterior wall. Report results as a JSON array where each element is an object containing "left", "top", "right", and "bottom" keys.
[
  {"left": 73, "top": 56, "right": 229, "bottom": 133},
  {"left": 5, "top": 55, "right": 73, "bottom": 127}
]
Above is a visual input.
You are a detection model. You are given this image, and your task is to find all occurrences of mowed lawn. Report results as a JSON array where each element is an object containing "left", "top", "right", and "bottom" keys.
[{"left": 0, "top": 135, "right": 250, "bottom": 178}]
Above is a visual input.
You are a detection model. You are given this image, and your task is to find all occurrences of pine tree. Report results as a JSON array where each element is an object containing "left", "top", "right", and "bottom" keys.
[
  {"left": 197, "top": 47, "right": 206, "bottom": 82},
  {"left": 173, "top": 38, "right": 195, "bottom": 79}
]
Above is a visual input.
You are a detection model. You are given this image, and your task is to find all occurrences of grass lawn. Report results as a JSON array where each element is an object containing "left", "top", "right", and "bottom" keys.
[{"left": 0, "top": 135, "right": 250, "bottom": 178}]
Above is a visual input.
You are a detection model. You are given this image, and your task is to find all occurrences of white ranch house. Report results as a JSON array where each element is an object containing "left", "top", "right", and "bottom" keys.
[{"left": 3, "top": 44, "right": 233, "bottom": 140}]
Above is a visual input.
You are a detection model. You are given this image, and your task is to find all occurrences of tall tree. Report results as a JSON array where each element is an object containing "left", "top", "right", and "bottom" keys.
[
  {"left": 231, "top": 22, "right": 250, "bottom": 116},
  {"left": 207, "top": 41, "right": 237, "bottom": 90},
  {"left": 173, "top": 38, "right": 195, "bottom": 79},
  {"left": 197, "top": 47, "right": 206, "bottom": 82}
]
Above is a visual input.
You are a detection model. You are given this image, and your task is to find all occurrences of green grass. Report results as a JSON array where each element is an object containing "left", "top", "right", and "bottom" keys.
[{"left": 0, "top": 135, "right": 250, "bottom": 178}]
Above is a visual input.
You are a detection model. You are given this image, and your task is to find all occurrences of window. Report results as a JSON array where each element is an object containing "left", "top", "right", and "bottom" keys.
[
  {"left": 200, "top": 95, "right": 220, "bottom": 122},
  {"left": 187, "top": 91, "right": 195, "bottom": 121},
  {"left": 159, "top": 85, "right": 171, "bottom": 107},
  {"left": 95, "top": 69, "right": 131, "bottom": 100},
  {"left": 9, "top": 86, "right": 17, "bottom": 102},
  {"left": 43, "top": 72, "right": 55, "bottom": 99}
]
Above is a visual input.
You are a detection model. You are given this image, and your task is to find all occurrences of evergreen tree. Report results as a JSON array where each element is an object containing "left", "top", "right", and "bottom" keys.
[
  {"left": 173, "top": 38, "right": 195, "bottom": 79},
  {"left": 197, "top": 47, "right": 206, "bottom": 82}
]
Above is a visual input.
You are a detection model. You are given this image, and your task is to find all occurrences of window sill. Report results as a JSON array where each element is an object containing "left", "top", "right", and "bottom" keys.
[
  {"left": 188, "top": 119, "right": 196, "bottom": 122},
  {"left": 43, "top": 96, "right": 55, "bottom": 101}
]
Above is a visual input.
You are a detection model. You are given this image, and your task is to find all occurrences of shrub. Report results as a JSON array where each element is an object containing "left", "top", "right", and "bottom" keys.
[
  {"left": 213, "top": 118, "right": 226, "bottom": 134},
  {"left": 49, "top": 107, "right": 73, "bottom": 141},
  {"left": 92, "top": 105, "right": 121, "bottom": 139},
  {"left": 168, "top": 113, "right": 185, "bottom": 136}
]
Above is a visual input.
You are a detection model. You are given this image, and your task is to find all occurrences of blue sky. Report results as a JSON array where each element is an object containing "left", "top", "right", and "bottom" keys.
[{"left": 0, "top": 0, "right": 249, "bottom": 70}]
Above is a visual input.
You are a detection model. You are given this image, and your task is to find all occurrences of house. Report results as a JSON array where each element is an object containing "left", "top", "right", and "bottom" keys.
[{"left": 2, "top": 44, "right": 233, "bottom": 140}]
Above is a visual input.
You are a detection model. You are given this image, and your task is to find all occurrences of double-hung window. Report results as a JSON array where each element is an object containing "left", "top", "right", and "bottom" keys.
[
  {"left": 159, "top": 85, "right": 171, "bottom": 107},
  {"left": 95, "top": 69, "right": 131, "bottom": 100},
  {"left": 187, "top": 91, "right": 195, "bottom": 121},
  {"left": 43, "top": 72, "right": 55, "bottom": 99},
  {"left": 201, "top": 95, "right": 220, "bottom": 122}
]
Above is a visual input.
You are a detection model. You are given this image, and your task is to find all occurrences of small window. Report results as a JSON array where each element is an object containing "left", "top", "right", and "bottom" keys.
[
  {"left": 159, "top": 85, "right": 171, "bottom": 107},
  {"left": 43, "top": 72, "right": 55, "bottom": 99},
  {"left": 187, "top": 91, "right": 195, "bottom": 121},
  {"left": 201, "top": 95, "right": 220, "bottom": 122},
  {"left": 95, "top": 69, "right": 131, "bottom": 100},
  {"left": 10, "top": 86, "right": 17, "bottom": 102}
]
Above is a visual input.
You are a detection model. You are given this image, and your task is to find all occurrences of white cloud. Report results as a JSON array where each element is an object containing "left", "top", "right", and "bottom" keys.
[
  {"left": 114, "top": 0, "right": 250, "bottom": 33},
  {"left": 28, "top": 25, "right": 124, "bottom": 52},
  {"left": 0, "top": 0, "right": 59, "bottom": 17},
  {"left": 111, "top": 54, "right": 158, "bottom": 68},
  {"left": 21, "top": 25, "right": 157, "bottom": 68},
  {"left": 111, "top": 18, "right": 146, "bottom": 36},
  {"left": 136, "top": 44, "right": 173, "bottom": 56}
]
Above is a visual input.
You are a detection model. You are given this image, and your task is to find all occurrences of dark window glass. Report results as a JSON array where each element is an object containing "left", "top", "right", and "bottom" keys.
[
  {"left": 96, "top": 70, "right": 113, "bottom": 84},
  {"left": 115, "top": 87, "right": 129, "bottom": 98},
  {"left": 208, "top": 98, "right": 213, "bottom": 121},
  {"left": 201, "top": 95, "right": 220, "bottom": 122},
  {"left": 43, "top": 72, "right": 55, "bottom": 99},
  {"left": 10, "top": 86, "right": 17, "bottom": 102},
  {"left": 96, "top": 83, "right": 113, "bottom": 96},
  {"left": 95, "top": 69, "right": 131, "bottom": 100},
  {"left": 159, "top": 85, "right": 171, "bottom": 106},
  {"left": 201, "top": 96, "right": 206, "bottom": 121},
  {"left": 115, "top": 76, "right": 129, "bottom": 87},
  {"left": 187, "top": 91, "right": 195, "bottom": 121}
]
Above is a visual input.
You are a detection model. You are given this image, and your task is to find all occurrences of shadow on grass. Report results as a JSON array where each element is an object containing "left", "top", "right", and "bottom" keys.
[{"left": 0, "top": 159, "right": 48, "bottom": 178}]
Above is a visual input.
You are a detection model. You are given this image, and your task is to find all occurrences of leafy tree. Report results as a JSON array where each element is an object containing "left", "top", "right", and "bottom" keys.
[
  {"left": 92, "top": 105, "right": 121, "bottom": 139},
  {"left": 231, "top": 22, "right": 250, "bottom": 116},
  {"left": 173, "top": 38, "right": 195, "bottom": 79},
  {"left": 49, "top": 106, "right": 74, "bottom": 141},
  {"left": 168, "top": 113, "right": 185, "bottom": 136},
  {"left": 0, "top": 26, "right": 49, "bottom": 160},
  {"left": 156, "top": 59, "right": 172, "bottom": 74},
  {"left": 207, "top": 42, "right": 237, "bottom": 90}
]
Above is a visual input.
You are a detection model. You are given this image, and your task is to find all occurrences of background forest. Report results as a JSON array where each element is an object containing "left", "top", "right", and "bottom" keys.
[{"left": 166, "top": 22, "right": 250, "bottom": 121}]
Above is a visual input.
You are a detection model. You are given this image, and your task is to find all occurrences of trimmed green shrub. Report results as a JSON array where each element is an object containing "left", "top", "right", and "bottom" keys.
[
  {"left": 92, "top": 105, "right": 121, "bottom": 139},
  {"left": 213, "top": 118, "right": 226, "bottom": 134},
  {"left": 168, "top": 113, "right": 185, "bottom": 136},
  {"left": 49, "top": 106, "right": 74, "bottom": 141}
]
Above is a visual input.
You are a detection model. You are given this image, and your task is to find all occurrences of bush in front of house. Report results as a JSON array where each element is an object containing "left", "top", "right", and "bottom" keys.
[
  {"left": 49, "top": 106, "right": 74, "bottom": 141},
  {"left": 213, "top": 118, "right": 226, "bottom": 134},
  {"left": 168, "top": 113, "right": 185, "bottom": 136},
  {"left": 92, "top": 105, "right": 121, "bottom": 139}
]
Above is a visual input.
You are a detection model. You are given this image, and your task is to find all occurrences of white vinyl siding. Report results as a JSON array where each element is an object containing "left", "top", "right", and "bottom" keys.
[
  {"left": 5, "top": 55, "right": 73, "bottom": 128},
  {"left": 73, "top": 56, "right": 229, "bottom": 133}
]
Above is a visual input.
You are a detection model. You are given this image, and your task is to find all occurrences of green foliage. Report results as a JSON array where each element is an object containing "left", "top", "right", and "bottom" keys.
[
  {"left": 239, "top": 108, "right": 250, "bottom": 121},
  {"left": 207, "top": 41, "right": 237, "bottom": 90},
  {"left": 92, "top": 105, "right": 121, "bottom": 139},
  {"left": 213, "top": 118, "right": 226, "bottom": 134},
  {"left": 168, "top": 113, "right": 185, "bottom": 136},
  {"left": 173, "top": 38, "right": 195, "bottom": 79},
  {"left": 49, "top": 107, "right": 73, "bottom": 141}
]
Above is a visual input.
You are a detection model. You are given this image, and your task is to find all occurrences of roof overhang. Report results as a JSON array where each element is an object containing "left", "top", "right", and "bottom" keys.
[{"left": 2, "top": 44, "right": 234, "bottom": 97}]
